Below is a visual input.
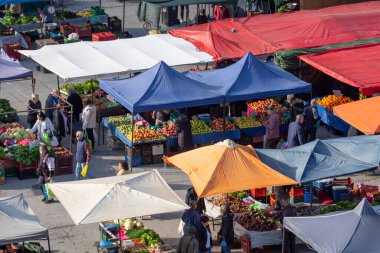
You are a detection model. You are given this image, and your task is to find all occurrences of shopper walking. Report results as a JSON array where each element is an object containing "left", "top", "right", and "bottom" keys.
[
  {"left": 67, "top": 88, "right": 83, "bottom": 122},
  {"left": 263, "top": 105, "right": 279, "bottom": 149},
  {"left": 194, "top": 9, "right": 208, "bottom": 24},
  {"left": 185, "top": 187, "right": 206, "bottom": 215},
  {"left": 177, "top": 226, "right": 199, "bottom": 253},
  {"left": 27, "top": 93, "right": 42, "bottom": 129},
  {"left": 82, "top": 99, "right": 96, "bottom": 149},
  {"left": 287, "top": 114, "right": 305, "bottom": 148},
  {"left": 31, "top": 111, "right": 55, "bottom": 142},
  {"left": 304, "top": 99, "right": 320, "bottom": 142},
  {"left": 75, "top": 131, "right": 91, "bottom": 180},
  {"left": 45, "top": 89, "right": 60, "bottom": 121},
  {"left": 52, "top": 104, "right": 66, "bottom": 145},
  {"left": 37, "top": 144, "right": 55, "bottom": 203},
  {"left": 182, "top": 200, "right": 201, "bottom": 236},
  {"left": 219, "top": 205, "right": 234, "bottom": 253},
  {"left": 197, "top": 216, "right": 212, "bottom": 253},
  {"left": 175, "top": 112, "right": 193, "bottom": 152},
  {"left": 180, "top": 5, "right": 189, "bottom": 22}
]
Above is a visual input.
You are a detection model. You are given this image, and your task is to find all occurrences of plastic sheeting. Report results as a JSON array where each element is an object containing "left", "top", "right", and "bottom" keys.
[
  {"left": 284, "top": 199, "right": 380, "bottom": 253},
  {"left": 169, "top": 1, "right": 380, "bottom": 60},
  {"left": 299, "top": 44, "right": 380, "bottom": 96},
  {"left": 99, "top": 61, "right": 223, "bottom": 113},
  {"left": 0, "top": 194, "right": 48, "bottom": 245},
  {"left": 185, "top": 52, "right": 311, "bottom": 102},
  {"left": 0, "top": 49, "right": 32, "bottom": 82},
  {"left": 167, "top": 139, "right": 297, "bottom": 197},
  {"left": 19, "top": 34, "right": 213, "bottom": 81},
  {"left": 256, "top": 139, "right": 378, "bottom": 183},
  {"left": 48, "top": 170, "right": 188, "bottom": 225}
]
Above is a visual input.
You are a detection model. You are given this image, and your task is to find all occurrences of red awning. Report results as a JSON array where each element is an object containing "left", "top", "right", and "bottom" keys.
[
  {"left": 169, "top": 1, "right": 380, "bottom": 60},
  {"left": 299, "top": 44, "right": 380, "bottom": 96}
]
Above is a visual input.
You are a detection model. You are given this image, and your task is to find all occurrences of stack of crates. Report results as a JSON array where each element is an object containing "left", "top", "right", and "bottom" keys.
[
  {"left": 125, "top": 146, "right": 142, "bottom": 167},
  {"left": 290, "top": 186, "right": 304, "bottom": 204},
  {"left": 303, "top": 184, "right": 312, "bottom": 203},
  {"left": 141, "top": 144, "right": 152, "bottom": 165}
]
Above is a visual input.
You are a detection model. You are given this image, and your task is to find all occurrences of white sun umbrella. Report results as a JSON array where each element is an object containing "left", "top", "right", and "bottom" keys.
[{"left": 49, "top": 169, "right": 188, "bottom": 225}]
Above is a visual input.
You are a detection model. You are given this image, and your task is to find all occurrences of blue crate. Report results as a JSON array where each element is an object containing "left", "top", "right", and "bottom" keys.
[
  {"left": 303, "top": 184, "right": 312, "bottom": 193},
  {"left": 313, "top": 180, "right": 332, "bottom": 189},
  {"left": 332, "top": 186, "right": 348, "bottom": 203},
  {"left": 304, "top": 192, "right": 312, "bottom": 203},
  {"left": 125, "top": 155, "right": 142, "bottom": 167}
]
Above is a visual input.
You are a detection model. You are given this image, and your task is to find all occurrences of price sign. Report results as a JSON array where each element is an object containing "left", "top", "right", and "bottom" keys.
[{"left": 333, "top": 90, "right": 343, "bottom": 97}]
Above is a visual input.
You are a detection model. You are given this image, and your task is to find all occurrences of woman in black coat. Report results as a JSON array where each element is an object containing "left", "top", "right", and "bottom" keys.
[
  {"left": 219, "top": 205, "right": 234, "bottom": 253},
  {"left": 197, "top": 216, "right": 212, "bottom": 253},
  {"left": 52, "top": 104, "right": 66, "bottom": 145},
  {"left": 27, "top": 94, "right": 42, "bottom": 129},
  {"left": 175, "top": 113, "right": 193, "bottom": 152}
]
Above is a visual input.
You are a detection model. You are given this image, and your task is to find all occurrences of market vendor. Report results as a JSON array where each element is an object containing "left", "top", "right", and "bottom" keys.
[
  {"left": 152, "top": 110, "right": 171, "bottom": 126},
  {"left": 175, "top": 112, "right": 193, "bottom": 152},
  {"left": 263, "top": 105, "right": 279, "bottom": 149}
]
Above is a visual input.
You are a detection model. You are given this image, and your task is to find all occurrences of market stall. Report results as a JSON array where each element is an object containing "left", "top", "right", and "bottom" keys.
[
  {"left": 48, "top": 170, "right": 187, "bottom": 252},
  {"left": 333, "top": 96, "right": 380, "bottom": 135},
  {"left": 284, "top": 199, "right": 380, "bottom": 253},
  {"left": 0, "top": 194, "right": 51, "bottom": 252}
]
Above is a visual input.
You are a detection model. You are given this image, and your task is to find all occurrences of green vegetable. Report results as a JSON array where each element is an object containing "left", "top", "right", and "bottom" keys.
[
  {"left": 13, "top": 146, "right": 40, "bottom": 165},
  {"left": 61, "top": 80, "right": 99, "bottom": 95},
  {"left": 126, "top": 228, "right": 146, "bottom": 239}
]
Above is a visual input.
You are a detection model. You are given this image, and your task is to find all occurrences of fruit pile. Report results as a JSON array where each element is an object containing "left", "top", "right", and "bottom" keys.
[
  {"left": 1, "top": 11, "right": 41, "bottom": 25},
  {"left": 127, "top": 128, "right": 165, "bottom": 143},
  {"left": 235, "top": 210, "right": 278, "bottom": 231},
  {"left": 317, "top": 95, "right": 353, "bottom": 110},
  {"left": 190, "top": 66, "right": 214, "bottom": 71},
  {"left": 191, "top": 120, "right": 213, "bottom": 135},
  {"left": 209, "top": 118, "right": 235, "bottom": 132},
  {"left": 210, "top": 196, "right": 246, "bottom": 213},
  {"left": 76, "top": 11, "right": 92, "bottom": 17},
  {"left": 234, "top": 117, "right": 262, "bottom": 128},
  {"left": 247, "top": 99, "right": 289, "bottom": 115},
  {"left": 160, "top": 124, "right": 177, "bottom": 137},
  {"left": 52, "top": 146, "right": 72, "bottom": 158}
]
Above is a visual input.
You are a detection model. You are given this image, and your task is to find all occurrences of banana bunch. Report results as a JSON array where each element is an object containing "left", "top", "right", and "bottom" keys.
[{"left": 77, "top": 11, "right": 92, "bottom": 17}]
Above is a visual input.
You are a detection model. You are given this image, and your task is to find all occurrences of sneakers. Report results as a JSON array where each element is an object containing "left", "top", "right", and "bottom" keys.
[
  {"left": 45, "top": 199, "right": 54, "bottom": 204},
  {"left": 41, "top": 198, "right": 47, "bottom": 203}
]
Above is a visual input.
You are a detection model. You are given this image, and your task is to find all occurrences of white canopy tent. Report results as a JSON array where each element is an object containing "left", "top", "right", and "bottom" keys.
[
  {"left": 48, "top": 170, "right": 189, "bottom": 225},
  {"left": 0, "top": 194, "right": 50, "bottom": 251},
  {"left": 19, "top": 34, "right": 213, "bottom": 81}
]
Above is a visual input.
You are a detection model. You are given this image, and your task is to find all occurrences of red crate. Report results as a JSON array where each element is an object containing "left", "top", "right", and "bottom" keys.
[
  {"left": 73, "top": 24, "right": 92, "bottom": 37},
  {"left": 251, "top": 188, "right": 266, "bottom": 198},
  {"left": 289, "top": 187, "right": 304, "bottom": 197},
  {"left": 18, "top": 161, "right": 38, "bottom": 172},
  {"left": 92, "top": 32, "right": 117, "bottom": 41}
]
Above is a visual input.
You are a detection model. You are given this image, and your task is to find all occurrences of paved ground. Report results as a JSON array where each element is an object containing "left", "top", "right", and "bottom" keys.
[{"left": 1, "top": 1, "right": 380, "bottom": 252}]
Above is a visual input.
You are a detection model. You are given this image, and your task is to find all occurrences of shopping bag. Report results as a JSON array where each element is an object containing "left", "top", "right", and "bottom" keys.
[
  {"left": 42, "top": 183, "right": 54, "bottom": 201},
  {"left": 177, "top": 219, "right": 184, "bottom": 236},
  {"left": 42, "top": 132, "right": 51, "bottom": 145},
  {"left": 81, "top": 164, "right": 88, "bottom": 177},
  {"left": 84, "top": 130, "right": 93, "bottom": 150}
]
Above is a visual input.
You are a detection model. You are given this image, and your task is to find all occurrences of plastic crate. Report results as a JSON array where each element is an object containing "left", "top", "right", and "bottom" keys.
[
  {"left": 152, "top": 155, "right": 163, "bottom": 164},
  {"left": 332, "top": 186, "right": 348, "bottom": 203},
  {"left": 289, "top": 187, "right": 304, "bottom": 197},
  {"left": 125, "top": 156, "right": 142, "bottom": 167},
  {"left": 91, "top": 6, "right": 105, "bottom": 15},
  {"left": 126, "top": 146, "right": 142, "bottom": 158},
  {"left": 333, "top": 177, "right": 353, "bottom": 186},
  {"left": 18, "top": 161, "right": 38, "bottom": 172},
  {"left": 313, "top": 179, "right": 332, "bottom": 189},
  {"left": 91, "top": 23, "right": 110, "bottom": 33},
  {"left": 241, "top": 236, "right": 251, "bottom": 253},
  {"left": 108, "top": 16, "right": 121, "bottom": 32},
  {"left": 290, "top": 196, "right": 303, "bottom": 204},
  {"left": 0, "top": 168, "right": 5, "bottom": 184},
  {"left": 92, "top": 32, "right": 117, "bottom": 41},
  {"left": 303, "top": 192, "right": 311, "bottom": 203},
  {"left": 73, "top": 24, "right": 92, "bottom": 37},
  {"left": 251, "top": 188, "right": 266, "bottom": 198},
  {"left": 64, "top": 38, "right": 80, "bottom": 44}
]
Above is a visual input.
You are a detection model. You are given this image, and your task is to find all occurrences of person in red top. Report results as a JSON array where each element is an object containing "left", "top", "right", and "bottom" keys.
[
  {"left": 264, "top": 105, "right": 279, "bottom": 149},
  {"left": 214, "top": 4, "right": 230, "bottom": 20}
]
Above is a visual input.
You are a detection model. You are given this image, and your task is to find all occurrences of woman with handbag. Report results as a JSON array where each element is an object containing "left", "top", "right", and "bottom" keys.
[{"left": 31, "top": 111, "right": 55, "bottom": 143}]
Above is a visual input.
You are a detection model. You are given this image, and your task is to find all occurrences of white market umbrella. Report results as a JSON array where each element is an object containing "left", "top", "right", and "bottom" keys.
[{"left": 49, "top": 170, "right": 188, "bottom": 225}]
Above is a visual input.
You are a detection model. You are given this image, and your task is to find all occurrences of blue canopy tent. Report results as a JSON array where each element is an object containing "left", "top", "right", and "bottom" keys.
[
  {"left": 0, "top": 0, "right": 45, "bottom": 4},
  {"left": 185, "top": 52, "right": 311, "bottom": 102},
  {"left": 0, "top": 49, "right": 33, "bottom": 82},
  {"left": 256, "top": 139, "right": 378, "bottom": 183},
  {"left": 284, "top": 199, "right": 380, "bottom": 253},
  {"left": 99, "top": 61, "right": 224, "bottom": 113}
]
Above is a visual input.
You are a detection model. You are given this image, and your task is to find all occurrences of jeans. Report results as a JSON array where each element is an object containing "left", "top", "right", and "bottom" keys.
[
  {"left": 75, "top": 162, "right": 85, "bottom": 180},
  {"left": 221, "top": 245, "right": 231, "bottom": 253},
  {"left": 200, "top": 248, "right": 211, "bottom": 253}
]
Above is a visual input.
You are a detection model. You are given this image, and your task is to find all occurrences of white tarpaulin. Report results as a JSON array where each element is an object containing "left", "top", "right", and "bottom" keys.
[
  {"left": 48, "top": 170, "right": 189, "bottom": 225},
  {"left": 0, "top": 194, "right": 49, "bottom": 245},
  {"left": 19, "top": 34, "right": 213, "bottom": 81}
]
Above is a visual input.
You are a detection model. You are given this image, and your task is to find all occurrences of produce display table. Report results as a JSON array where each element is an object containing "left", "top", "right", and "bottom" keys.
[
  {"left": 192, "top": 129, "right": 240, "bottom": 145},
  {"left": 58, "top": 15, "right": 109, "bottom": 25},
  {"left": 316, "top": 104, "right": 349, "bottom": 134},
  {"left": 239, "top": 126, "right": 266, "bottom": 137},
  {"left": 10, "top": 23, "right": 43, "bottom": 32},
  {"left": 101, "top": 117, "right": 166, "bottom": 147},
  {"left": 0, "top": 33, "right": 28, "bottom": 48},
  {"left": 234, "top": 222, "right": 283, "bottom": 248}
]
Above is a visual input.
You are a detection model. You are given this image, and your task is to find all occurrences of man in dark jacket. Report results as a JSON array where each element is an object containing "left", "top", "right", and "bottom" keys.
[
  {"left": 197, "top": 216, "right": 212, "bottom": 253},
  {"left": 52, "top": 104, "right": 66, "bottom": 145},
  {"left": 45, "top": 89, "right": 60, "bottom": 121},
  {"left": 177, "top": 226, "right": 199, "bottom": 253},
  {"left": 175, "top": 113, "right": 193, "bottom": 152},
  {"left": 304, "top": 99, "right": 320, "bottom": 142},
  {"left": 287, "top": 114, "right": 305, "bottom": 148},
  {"left": 67, "top": 88, "right": 83, "bottom": 122},
  {"left": 194, "top": 9, "right": 208, "bottom": 25},
  {"left": 182, "top": 200, "right": 201, "bottom": 236},
  {"left": 219, "top": 205, "right": 234, "bottom": 253}
]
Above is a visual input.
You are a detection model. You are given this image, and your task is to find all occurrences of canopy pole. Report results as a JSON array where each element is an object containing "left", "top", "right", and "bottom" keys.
[
  {"left": 32, "top": 77, "right": 36, "bottom": 93},
  {"left": 130, "top": 113, "right": 134, "bottom": 173},
  {"left": 69, "top": 104, "right": 73, "bottom": 153},
  {"left": 47, "top": 235, "right": 52, "bottom": 253},
  {"left": 56, "top": 75, "right": 60, "bottom": 92},
  {"left": 123, "top": 0, "right": 126, "bottom": 32},
  {"left": 222, "top": 102, "right": 226, "bottom": 139},
  {"left": 22, "top": 242, "right": 25, "bottom": 253},
  {"left": 282, "top": 228, "right": 287, "bottom": 253},
  {"left": 99, "top": 0, "right": 101, "bottom": 8}
]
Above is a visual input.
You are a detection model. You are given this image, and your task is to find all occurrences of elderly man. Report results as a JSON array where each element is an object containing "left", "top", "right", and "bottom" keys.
[
  {"left": 181, "top": 200, "right": 201, "bottom": 236},
  {"left": 66, "top": 88, "right": 83, "bottom": 122},
  {"left": 287, "top": 114, "right": 305, "bottom": 148},
  {"left": 264, "top": 105, "right": 280, "bottom": 149},
  {"left": 75, "top": 131, "right": 91, "bottom": 180},
  {"left": 45, "top": 89, "right": 60, "bottom": 121},
  {"left": 304, "top": 99, "right": 320, "bottom": 142}
]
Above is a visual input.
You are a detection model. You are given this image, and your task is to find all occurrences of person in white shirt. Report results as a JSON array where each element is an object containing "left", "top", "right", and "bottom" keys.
[
  {"left": 81, "top": 99, "right": 97, "bottom": 149},
  {"left": 31, "top": 111, "right": 54, "bottom": 142}
]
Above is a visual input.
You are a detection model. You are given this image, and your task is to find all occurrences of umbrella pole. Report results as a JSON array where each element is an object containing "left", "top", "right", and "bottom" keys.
[
  {"left": 118, "top": 219, "right": 123, "bottom": 251},
  {"left": 47, "top": 235, "right": 52, "bottom": 253},
  {"left": 57, "top": 75, "right": 60, "bottom": 92}
]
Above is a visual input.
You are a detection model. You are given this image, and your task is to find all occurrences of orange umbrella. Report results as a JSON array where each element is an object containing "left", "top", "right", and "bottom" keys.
[
  {"left": 333, "top": 96, "right": 380, "bottom": 135},
  {"left": 167, "top": 139, "right": 297, "bottom": 197}
]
